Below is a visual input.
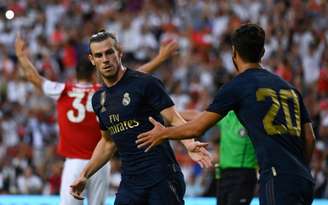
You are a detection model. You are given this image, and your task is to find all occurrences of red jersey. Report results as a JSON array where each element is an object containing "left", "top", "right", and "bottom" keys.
[{"left": 42, "top": 80, "right": 102, "bottom": 159}]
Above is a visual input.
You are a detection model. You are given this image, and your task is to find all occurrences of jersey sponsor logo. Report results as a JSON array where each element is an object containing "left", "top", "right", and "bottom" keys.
[
  {"left": 107, "top": 113, "right": 140, "bottom": 135},
  {"left": 108, "top": 120, "right": 140, "bottom": 135},
  {"left": 122, "top": 92, "right": 130, "bottom": 106}
]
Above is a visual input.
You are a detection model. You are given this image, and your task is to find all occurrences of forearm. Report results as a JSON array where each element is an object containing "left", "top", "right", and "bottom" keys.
[
  {"left": 17, "top": 55, "right": 43, "bottom": 89},
  {"left": 166, "top": 122, "right": 201, "bottom": 140},
  {"left": 162, "top": 110, "right": 220, "bottom": 141},
  {"left": 168, "top": 112, "right": 196, "bottom": 147},
  {"left": 137, "top": 54, "right": 165, "bottom": 73},
  {"left": 179, "top": 110, "right": 202, "bottom": 121},
  {"left": 80, "top": 137, "right": 116, "bottom": 179}
]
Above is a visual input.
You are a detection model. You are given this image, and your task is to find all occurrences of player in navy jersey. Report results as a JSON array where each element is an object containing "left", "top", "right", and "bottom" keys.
[
  {"left": 70, "top": 30, "right": 212, "bottom": 205},
  {"left": 137, "top": 24, "right": 316, "bottom": 205}
]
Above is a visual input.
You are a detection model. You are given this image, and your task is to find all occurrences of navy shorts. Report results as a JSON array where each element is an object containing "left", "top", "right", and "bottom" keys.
[
  {"left": 259, "top": 173, "right": 314, "bottom": 205},
  {"left": 114, "top": 168, "right": 185, "bottom": 205}
]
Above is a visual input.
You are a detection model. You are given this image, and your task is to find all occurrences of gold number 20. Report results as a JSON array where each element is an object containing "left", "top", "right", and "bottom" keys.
[{"left": 256, "top": 88, "right": 301, "bottom": 136}]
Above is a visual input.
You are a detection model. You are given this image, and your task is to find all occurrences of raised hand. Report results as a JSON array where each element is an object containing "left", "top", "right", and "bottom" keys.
[
  {"left": 15, "top": 33, "right": 27, "bottom": 58},
  {"left": 158, "top": 40, "right": 179, "bottom": 61}
]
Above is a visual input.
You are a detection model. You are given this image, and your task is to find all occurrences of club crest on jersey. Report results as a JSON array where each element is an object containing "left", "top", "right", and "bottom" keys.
[{"left": 122, "top": 92, "right": 131, "bottom": 106}]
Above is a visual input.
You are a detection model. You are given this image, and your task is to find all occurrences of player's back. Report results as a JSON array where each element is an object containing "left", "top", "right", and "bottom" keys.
[
  {"left": 57, "top": 82, "right": 101, "bottom": 159},
  {"left": 217, "top": 68, "right": 313, "bottom": 182}
]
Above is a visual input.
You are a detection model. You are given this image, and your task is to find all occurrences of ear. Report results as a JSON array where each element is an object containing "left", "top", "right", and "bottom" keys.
[
  {"left": 89, "top": 54, "right": 95, "bottom": 66},
  {"left": 232, "top": 46, "right": 237, "bottom": 58},
  {"left": 260, "top": 47, "right": 265, "bottom": 58}
]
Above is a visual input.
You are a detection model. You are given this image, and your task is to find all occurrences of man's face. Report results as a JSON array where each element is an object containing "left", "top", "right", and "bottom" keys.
[{"left": 89, "top": 38, "right": 122, "bottom": 79}]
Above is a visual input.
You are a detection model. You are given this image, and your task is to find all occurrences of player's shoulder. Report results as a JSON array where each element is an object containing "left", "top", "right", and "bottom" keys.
[
  {"left": 126, "top": 68, "right": 161, "bottom": 85},
  {"left": 127, "top": 68, "right": 154, "bottom": 79},
  {"left": 93, "top": 86, "right": 107, "bottom": 100},
  {"left": 92, "top": 86, "right": 107, "bottom": 112}
]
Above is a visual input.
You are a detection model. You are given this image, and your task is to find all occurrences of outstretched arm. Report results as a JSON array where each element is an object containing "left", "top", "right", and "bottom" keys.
[
  {"left": 15, "top": 33, "right": 44, "bottom": 89},
  {"left": 160, "top": 106, "right": 212, "bottom": 168},
  {"left": 70, "top": 130, "right": 117, "bottom": 200},
  {"left": 137, "top": 40, "right": 178, "bottom": 73},
  {"left": 136, "top": 111, "right": 221, "bottom": 152},
  {"left": 179, "top": 109, "right": 202, "bottom": 121}
]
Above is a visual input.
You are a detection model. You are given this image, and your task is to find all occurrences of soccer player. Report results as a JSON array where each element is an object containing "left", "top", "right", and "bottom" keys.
[
  {"left": 137, "top": 23, "right": 316, "bottom": 205},
  {"left": 215, "top": 111, "right": 257, "bottom": 205},
  {"left": 70, "top": 30, "right": 212, "bottom": 205},
  {"left": 15, "top": 33, "right": 180, "bottom": 205}
]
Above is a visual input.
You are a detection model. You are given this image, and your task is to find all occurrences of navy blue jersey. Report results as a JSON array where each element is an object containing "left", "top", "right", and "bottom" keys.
[
  {"left": 207, "top": 68, "right": 313, "bottom": 182},
  {"left": 92, "top": 68, "right": 180, "bottom": 187}
]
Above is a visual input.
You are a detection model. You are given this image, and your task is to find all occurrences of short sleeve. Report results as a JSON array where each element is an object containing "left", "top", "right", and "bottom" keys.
[
  {"left": 206, "top": 81, "right": 240, "bottom": 116},
  {"left": 145, "top": 77, "right": 174, "bottom": 112},
  {"left": 92, "top": 91, "right": 107, "bottom": 130},
  {"left": 42, "top": 80, "right": 65, "bottom": 100}
]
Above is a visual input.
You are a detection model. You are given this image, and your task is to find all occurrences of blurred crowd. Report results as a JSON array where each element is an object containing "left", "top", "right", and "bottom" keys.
[{"left": 0, "top": 0, "right": 328, "bottom": 198}]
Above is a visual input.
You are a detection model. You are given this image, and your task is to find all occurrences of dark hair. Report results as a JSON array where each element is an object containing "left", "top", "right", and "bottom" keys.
[
  {"left": 89, "top": 29, "right": 118, "bottom": 53},
  {"left": 76, "top": 57, "right": 95, "bottom": 81},
  {"left": 231, "top": 23, "right": 265, "bottom": 63}
]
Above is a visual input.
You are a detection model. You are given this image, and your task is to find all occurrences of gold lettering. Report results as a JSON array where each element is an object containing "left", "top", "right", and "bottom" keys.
[
  {"left": 109, "top": 114, "right": 120, "bottom": 123},
  {"left": 117, "top": 122, "right": 124, "bottom": 132},
  {"left": 107, "top": 120, "right": 140, "bottom": 135},
  {"left": 123, "top": 121, "right": 129, "bottom": 130}
]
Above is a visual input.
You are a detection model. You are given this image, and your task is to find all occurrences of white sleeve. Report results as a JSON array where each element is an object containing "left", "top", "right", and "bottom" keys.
[{"left": 42, "top": 79, "right": 65, "bottom": 101}]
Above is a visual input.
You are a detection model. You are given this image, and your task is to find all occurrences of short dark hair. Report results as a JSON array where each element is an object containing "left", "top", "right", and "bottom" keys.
[
  {"left": 89, "top": 29, "right": 118, "bottom": 54},
  {"left": 231, "top": 23, "right": 265, "bottom": 63},
  {"left": 76, "top": 57, "right": 95, "bottom": 81}
]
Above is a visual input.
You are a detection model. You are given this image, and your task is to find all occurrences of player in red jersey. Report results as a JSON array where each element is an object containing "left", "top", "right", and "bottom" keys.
[{"left": 15, "top": 33, "right": 180, "bottom": 205}]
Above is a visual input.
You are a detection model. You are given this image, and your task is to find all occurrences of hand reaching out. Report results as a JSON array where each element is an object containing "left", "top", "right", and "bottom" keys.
[
  {"left": 136, "top": 117, "right": 167, "bottom": 152},
  {"left": 185, "top": 141, "right": 213, "bottom": 168},
  {"left": 70, "top": 176, "right": 87, "bottom": 200}
]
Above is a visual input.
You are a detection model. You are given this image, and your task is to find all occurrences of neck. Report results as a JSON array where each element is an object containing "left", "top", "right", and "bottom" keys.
[
  {"left": 103, "top": 65, "right": 126, "bottom": 87},
  {"left": 237, "top": 62, "right": 262, "bottom": 73}
]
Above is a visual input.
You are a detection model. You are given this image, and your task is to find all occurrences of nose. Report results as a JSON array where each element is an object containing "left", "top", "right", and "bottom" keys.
[{"left": 102, "top": 54, "right": 110, "bottom": 63}]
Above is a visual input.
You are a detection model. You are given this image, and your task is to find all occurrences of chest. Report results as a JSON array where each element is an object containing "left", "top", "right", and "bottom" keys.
[{"left": 98, "top": 88, "right": 145, "bottom": 125}]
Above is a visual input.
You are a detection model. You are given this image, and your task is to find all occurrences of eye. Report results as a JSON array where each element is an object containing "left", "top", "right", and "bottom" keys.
[
  {"left": 94, "top": 53, "right": 102, "bottom": 58},
  {"left": 105, "top": 49, "right": 114, "bottom": 55}
]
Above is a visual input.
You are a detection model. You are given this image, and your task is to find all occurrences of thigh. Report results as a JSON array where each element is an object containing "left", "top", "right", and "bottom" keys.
[
  {"left": 225, "top": 183, "right": 254, "bottom": 205},
  {"left": 148, "top": 172, "right": 185, "bottom": 205},
  {"left": 87, "top": 163, "right": 110, "bottom": 205},
  {"left": 219, "top": 170, "right": 256, "bottom": 205},
  {"left": 217, "top": 178, "right": 228, "bottom": 205},
  {"left": 59, "top": 159, "right": 88, "bottom": 205}
]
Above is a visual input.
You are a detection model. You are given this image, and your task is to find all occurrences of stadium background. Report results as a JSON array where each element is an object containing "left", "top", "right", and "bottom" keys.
[{"left": 0, "top": 0, "right": 328, "bottom": 204}]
